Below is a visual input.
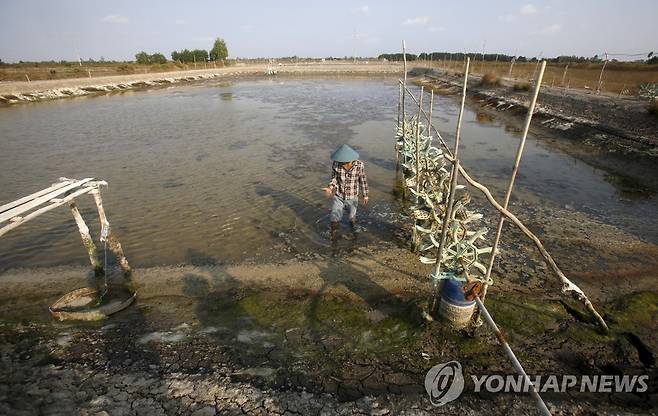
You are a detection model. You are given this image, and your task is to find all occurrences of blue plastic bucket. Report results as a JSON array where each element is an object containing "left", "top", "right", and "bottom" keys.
[
  {"left": 439, "top": 278, "right": 476, "bottom": 327},
  {"left": 441, "top": 278, "right": 476, "bottom": 307}
]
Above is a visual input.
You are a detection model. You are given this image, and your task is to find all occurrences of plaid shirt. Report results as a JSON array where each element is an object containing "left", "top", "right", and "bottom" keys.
[{"left": 328, "top": 160, "right": 368, "bottom": 199}]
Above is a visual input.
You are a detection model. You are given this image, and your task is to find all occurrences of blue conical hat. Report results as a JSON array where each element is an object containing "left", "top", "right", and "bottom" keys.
[{"left": 330, "top": 144, "right": 359, "bottom": 163}]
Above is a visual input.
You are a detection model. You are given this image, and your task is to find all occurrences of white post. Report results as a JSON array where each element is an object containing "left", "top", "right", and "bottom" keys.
[
  {"left": 69, "top": 201, "right": 103, "bottom": 276},
  {"left": 91, "top": 188, "right": 131, "bottom": 275}
]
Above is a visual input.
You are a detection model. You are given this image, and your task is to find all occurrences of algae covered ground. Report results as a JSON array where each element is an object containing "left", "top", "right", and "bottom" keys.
[{"left": 1, "top": 205, "right": 657, "bottom": 415}]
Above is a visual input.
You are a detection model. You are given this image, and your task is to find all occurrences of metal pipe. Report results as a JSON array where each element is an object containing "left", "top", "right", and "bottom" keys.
[{"left": 475, "top": 296, "right": 552, "bottom": 416}]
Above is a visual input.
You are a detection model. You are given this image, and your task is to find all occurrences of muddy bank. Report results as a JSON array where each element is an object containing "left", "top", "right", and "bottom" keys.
[
  {"left": 0, "top": 63, "right": 402, "bottom": 105},
  {"left": 410, "top": 67, "right": 658, "bottom": 160},
  {"left": 1, "top": 198, "right": 657, "bottom": 414}
]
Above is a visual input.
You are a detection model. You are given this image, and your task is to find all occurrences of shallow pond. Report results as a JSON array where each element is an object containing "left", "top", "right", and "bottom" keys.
[{"left": 1, "top": 77, "right": 656, "bottom": 270}]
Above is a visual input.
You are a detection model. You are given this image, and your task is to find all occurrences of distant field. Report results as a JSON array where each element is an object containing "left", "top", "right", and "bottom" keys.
[
  {"left": 0, "top": 59, "right": 343, "bottom": 83},
  {"left": 420, "top": 60, "right": 658, "bottom": 96},
  {"left": 0, "top": 61, "right": 233, "bottom": 82},
  {"left": 2, "top": 59, "right": 657, "bottom": 97}
]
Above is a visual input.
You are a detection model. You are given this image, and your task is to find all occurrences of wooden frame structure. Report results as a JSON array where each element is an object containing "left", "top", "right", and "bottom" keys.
[{"left": 0, "top": 177, "right": 131, "bottom": 276}]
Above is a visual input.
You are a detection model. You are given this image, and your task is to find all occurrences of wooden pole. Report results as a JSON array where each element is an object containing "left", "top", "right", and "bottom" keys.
[
  {"left": 430, "top": 58, "right": 470, "bottom": 314},
  {"left": 411, "top": 87, "right": 424, "bottom": 251},
  {"left": 91, "top": 188, "right": 131, "bottom": 275},
  {"left": 561, "top": 64, "right": 569, "bottom": 87},
  {"left": 69, "top": 201, "right": 103, "bottom": 276},
  {"left": 402, "top": 40, "right": 407, "bottom": 124},
  {"left": 398, "top": 41, "right": 408, "bottom": 171},
  {"left": 414, "top": 86, "right": 424, "bottom": 195},
  {"left": 481, "top": 61, "right": 546, "bottom": 300},
  {"left": 508, "top": 58, "right": 515, "bottom": 78},
  {"left": 397, "top": 83, "right": 402, "bottom": 127},
  {"left": 596, "top": 53, "right": 608, "bottom": 94}
]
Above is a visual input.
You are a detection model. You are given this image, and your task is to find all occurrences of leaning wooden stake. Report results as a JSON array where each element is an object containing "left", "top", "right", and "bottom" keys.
[
  {"left": 91, "top": 188, "right": 131, "bottom": 275},
  {"left": 457, "top": 166, "right": 609, "bottom": 332},
  {"left": 430, "top": 58, "right": 470, "bottom": 314},
  {"left": 69, "top": 201, "right": 103, "bottom": 276},
  {"left": 481, "top": 61, "right": 546, "bottom": 301}
]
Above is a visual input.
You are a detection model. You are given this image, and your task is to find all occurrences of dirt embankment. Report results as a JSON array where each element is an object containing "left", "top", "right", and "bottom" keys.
[
  {"left": 411, "top": 67, "right": 658, "bottom": 159},
  {"left": 0, "top": 63, "right": 403, "bottom": 105}
]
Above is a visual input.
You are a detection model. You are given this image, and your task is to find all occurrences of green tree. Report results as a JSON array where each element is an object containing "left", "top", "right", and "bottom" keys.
[
  {"left": 151, "top": 53, "right": 167, "bottom": 64},
  {"left": 192, "top": 49, "right": 209, "bottom": 62},
  {"left": 135, "top": 51, "right": 150, "bottom": 64},
  {"left": 210, "top": 38, "right": 228, "bottom": 61}
]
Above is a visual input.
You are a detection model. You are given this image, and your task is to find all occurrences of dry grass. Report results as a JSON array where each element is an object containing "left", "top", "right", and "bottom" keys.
[
  {"left": 480, "top": 72, "right": 500, "bottom": 86},
  {"left": 422, "top": 60, "right": 658, "bottom": 96},
  {"left": 0, "top": 61, "right": 226, "bottom": 82}
]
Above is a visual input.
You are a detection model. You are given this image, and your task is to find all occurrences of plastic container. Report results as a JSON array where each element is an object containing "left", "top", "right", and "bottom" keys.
[{"left": 439, "top": 278, "right": 476, "bottom": 328}]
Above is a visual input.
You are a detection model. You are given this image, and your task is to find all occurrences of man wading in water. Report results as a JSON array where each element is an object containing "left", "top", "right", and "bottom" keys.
[{"left": 321, "top": 144, "right": 369, "bottom": 241}]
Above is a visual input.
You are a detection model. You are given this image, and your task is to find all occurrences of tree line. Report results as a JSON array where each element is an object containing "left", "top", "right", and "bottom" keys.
[
  {"left": 378, "top": 52, "right": 658, "bottom": 64},
  {"left": 134, "top": 38, "right": 228, "bottom": 64}
]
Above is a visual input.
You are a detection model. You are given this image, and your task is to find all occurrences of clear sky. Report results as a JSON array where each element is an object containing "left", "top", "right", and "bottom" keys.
[{"left": 1, "top": 0, "right": 656, "bottom": 62}]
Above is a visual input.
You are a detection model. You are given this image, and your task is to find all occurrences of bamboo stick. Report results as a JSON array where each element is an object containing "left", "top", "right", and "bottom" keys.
[
  {"left": 481, "top": 61, "right": 546, "bottom": 301},
  {"left": 69, "top": 201, "right": 103, "bottom": 276},
  {"left": 91, "top": 188, "right": 131, "bottom": 275},
  {"left": 430, "top": 57, "right": 470, "bottom": 314},
  {"left": 397, "top": 83, "right": 402, "bottom": 127},
  {"left": 457, "top": 166, "right": 609, "bottom": 332},
  {"left": 596, "top": 53, "right": 608, "bottom": 94},
  {"left": 402, "top": 40, "right": 407, "bottom": 133},
  {"left": 396, "top": 83, "right": 402, "bottom": 168},
  {"left": 411, "top": 87, "right": 424, "bottom": 251},
  {"left": 414, "top": 86, "right": 424, "bottom": 195}
]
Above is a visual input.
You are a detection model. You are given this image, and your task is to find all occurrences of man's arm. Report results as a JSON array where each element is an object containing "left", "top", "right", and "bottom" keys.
[
  {"left": 322, "top": 162, "right": 339, "bottom": 196},
  {"left": 328, "top": 162, "right": 338, "bottom": 190},
  {"left": 359, "top": 163, "right": 369, "bottom": 204}
]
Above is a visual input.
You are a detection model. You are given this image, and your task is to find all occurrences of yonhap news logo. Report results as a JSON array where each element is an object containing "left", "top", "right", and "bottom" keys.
[
  {"left": 425, "top": 360, "right": 649, "bottom": 407},
  {"left": 424, "top": 361, "right": 465, "bottom": 406}
]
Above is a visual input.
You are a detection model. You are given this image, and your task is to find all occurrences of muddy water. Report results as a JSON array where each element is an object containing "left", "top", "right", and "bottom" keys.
[{"left": 0, "top": 78, "right": 656, "bottom": 270}]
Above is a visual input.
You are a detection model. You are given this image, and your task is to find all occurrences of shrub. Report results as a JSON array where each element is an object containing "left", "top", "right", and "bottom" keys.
[
  {"left": 480, "top": 72, "right": 500, "bottom": 86},
  {"left": 513, "top": 82, "right": 530, "bottom": 91}
]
